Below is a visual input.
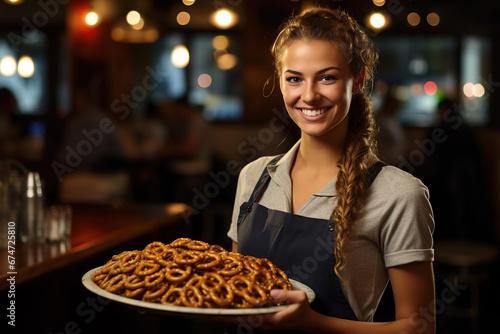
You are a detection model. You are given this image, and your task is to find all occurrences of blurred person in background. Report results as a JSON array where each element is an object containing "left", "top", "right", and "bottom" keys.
[
  {"left": 419, "top": 98, "right": 494, "bottom": 241},
  {"left": 375, "top": 94, "right": 406, "bottom": 166},
  {"left": 55, "top": 82, "right": 130, "bottom": 204}
]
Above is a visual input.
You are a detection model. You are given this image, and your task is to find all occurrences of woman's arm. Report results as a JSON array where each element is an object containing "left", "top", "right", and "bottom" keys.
[{"left": 262, "top": 261, "right": 435, "bottom": 334}]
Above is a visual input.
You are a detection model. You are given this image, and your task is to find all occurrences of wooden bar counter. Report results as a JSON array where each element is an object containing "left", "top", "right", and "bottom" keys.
[{"left": 1, "top": 202, "right": 190, "bottom": 291}]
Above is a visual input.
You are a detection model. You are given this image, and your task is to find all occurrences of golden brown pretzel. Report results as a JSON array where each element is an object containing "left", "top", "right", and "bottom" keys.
[
  {"left": 134, "top": 260, "right": 160, "bottom": 277},
  {"left": 180, "top": 285, "right": 205, "bottom": 307},
  {"left": 164, "top": 263, "right": 192, "bottom": 282},
  {"left": 160, "top": 286, "right": 183, "bottom": 306},
  {"left": 174, "top": 250, "right": 202, "bottom": 265},
  {"left": 106, "top": 274, "right": 127, "bottom": 293},
  {"left": 119, "top": 250, "right": 142, "bottom": 273}
]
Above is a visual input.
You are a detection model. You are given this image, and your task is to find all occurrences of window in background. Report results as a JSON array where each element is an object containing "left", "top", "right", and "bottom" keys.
[
  {"left": 373, "top": 35, "right": 458, "bottom": 126},
  {"left": 150, "top": 33, "right": 188, "bottom": 104},
  {"left": 0, "top": 30, "right": 48, "bottom": 115},
  {"left": 460, "top": 35, "right": 490, "bottom": 126},
  {"left": 373, "top": 34, "right": 491, "bottom": 127},
  {"left": 189, "top": 33, "right": 242, "bottom": 121},
  {"left": 151, "top": 32, "right": 242, "bottom": 121}
]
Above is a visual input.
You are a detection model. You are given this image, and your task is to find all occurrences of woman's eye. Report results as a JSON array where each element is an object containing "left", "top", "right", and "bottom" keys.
[
  {"left": 285, "top": 76, "right": 301, "bottom": 83},
  {"left": 321, "top": 75, "right": 337, "bottom": 82}
]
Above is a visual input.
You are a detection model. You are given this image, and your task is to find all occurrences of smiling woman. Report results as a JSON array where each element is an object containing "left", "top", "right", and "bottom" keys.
[{"left": 226, "top": 7, "right": 435, "bottom": 334}]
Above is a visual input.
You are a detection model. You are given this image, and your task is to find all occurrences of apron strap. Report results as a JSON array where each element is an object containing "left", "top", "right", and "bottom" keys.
[
  {"left": 246, "top": 154, "right": 284, "bottom": 205},
  {"left": 366, "top": 161, "right": 387, "bottom": 188}
]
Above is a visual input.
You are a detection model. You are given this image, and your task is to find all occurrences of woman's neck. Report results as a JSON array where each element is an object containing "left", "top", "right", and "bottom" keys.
[{"left": 295, "top": 132, "right": 345, "bottom": 173}]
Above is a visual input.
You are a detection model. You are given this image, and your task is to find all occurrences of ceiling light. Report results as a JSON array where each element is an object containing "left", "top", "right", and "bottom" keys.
[{"left": 210, "top": 9, "right": 239, "bottom": 29}]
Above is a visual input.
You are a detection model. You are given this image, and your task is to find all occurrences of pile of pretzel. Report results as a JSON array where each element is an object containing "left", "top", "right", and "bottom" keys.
[{"left": 91, "top": 238, "right": 292, "bottom": 308}]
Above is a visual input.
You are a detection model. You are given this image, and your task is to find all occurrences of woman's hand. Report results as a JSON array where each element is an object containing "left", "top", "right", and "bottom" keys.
[{"left": 262, "top": 289, "right": 313, "bottom": 330}]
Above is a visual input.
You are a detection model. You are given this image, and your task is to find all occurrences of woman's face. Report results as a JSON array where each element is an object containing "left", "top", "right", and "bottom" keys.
[{"left": 279, "top": 39, "right": 356, "bottom": 140}]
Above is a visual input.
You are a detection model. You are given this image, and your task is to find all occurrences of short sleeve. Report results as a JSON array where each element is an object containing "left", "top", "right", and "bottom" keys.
[{"left": 377, "top": 169, "right": 435, "bottom": 267}]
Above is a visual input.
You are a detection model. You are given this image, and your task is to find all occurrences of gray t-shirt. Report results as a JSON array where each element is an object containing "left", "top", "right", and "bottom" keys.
[{"left": 227, "top": 140, "right": 434, "bottom": 321}]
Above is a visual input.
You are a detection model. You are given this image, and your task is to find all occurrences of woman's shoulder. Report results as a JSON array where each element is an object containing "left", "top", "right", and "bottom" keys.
[{"left": 375, "top": 165, "right": 429, "bottom": 197}]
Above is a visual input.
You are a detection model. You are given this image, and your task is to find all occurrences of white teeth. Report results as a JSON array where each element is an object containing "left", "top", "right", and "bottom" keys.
[{"left": 301, "top": 109, "right": 327, "bottom": 117}]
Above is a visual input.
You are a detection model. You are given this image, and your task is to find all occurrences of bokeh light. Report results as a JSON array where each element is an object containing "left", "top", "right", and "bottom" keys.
[
  {"left": 407, "top": 12, "right": 420, "bottom": 26},
  {"left": 472, "top": 83, "right": 485, "bottom": 97},
  {"left": 0, "top": 55, "right": 16, "bottom": 76},
  {"left": 177, "top": 11, "right": 190, "bottom": 26},
  {"left": 463, "top": 83, "right": 474, "bottom": 97},
  {"left": 171, "top": 45, "right": 190, "bottom": 68},
  {"left": 198, "top": 74, "right": 212, "bottom": 88},
  {"left": 427, "top": 12, "right": 440, "bottom": 26},
  {"left": 424, "top": 81, "right": 438, "bottom": 95},
  {"left": 18, "top": 55, "right": 35, "bottom": 78},
  {"left": 85, "top": 12, "right": 99, "bottom": 26},
  {"left": 369, "top": 13, "right": 386, "bottom": 29},
  {"left": 212, "top": 35, "right": 229, "bottom": 50},
  {"left": 126, "top": 11, "right": 141, "bottom": 25}
]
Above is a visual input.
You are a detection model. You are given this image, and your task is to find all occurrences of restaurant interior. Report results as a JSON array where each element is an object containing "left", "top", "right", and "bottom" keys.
[{"left": 1, "top": 0, "right": 499, "bottom": 333}]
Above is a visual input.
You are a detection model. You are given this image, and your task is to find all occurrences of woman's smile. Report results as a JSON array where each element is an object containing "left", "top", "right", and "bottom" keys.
[{"left": 298, "top": 107, "right": 329, "bottom": 117}]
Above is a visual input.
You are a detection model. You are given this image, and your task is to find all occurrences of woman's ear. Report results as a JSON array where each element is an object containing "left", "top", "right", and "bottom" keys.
[{"left": 353, "top": 68, "right": 366, "bottom": 94}]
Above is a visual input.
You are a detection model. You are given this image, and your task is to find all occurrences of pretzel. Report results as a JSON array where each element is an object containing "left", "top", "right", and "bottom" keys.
[
  {"left": 119, "top": 250, "right": 142, "bottom": 273},
  {"left": 174, "top": 250, "right": 202, "bottom": 265},
  {"left": 134, "top": 260, "right": 160, "bottom": 277},
  {"left": 91, "top": 238, "right": 293, "bottom": 309},
  {"left": 165, "top": 263, "right": 192, "bottom": 282},
  {"left": 106, "top": 274, "right": 127, "bottom": 293},
  {"left": 180, "top": 285, "right": 204, "bottom": 307}
]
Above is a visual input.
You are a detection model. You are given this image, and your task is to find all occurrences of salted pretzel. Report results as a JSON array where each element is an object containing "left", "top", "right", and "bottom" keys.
[{"left": 91, "top": 238, "right": 292, "bottom": 308}]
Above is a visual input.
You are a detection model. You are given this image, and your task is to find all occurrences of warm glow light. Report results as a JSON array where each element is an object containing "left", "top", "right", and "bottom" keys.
[
  {"left": 463, "top": 83, "right": 474, "bottom": 97},
  {"left": 4, "top": 0, "right": 24, "bottom": 4},
  {"left": 0, "top": 55, "right": 16, "bottom": 76},
  {"left": 85, "top": 11, "right": 99, "bottom": 26},
  {"left": 217, "top": 53, "right": 237, "bottom": 70},
  {"left": 407, "top": 12, "right": 420, "bottom": 26},
  {"left": 427, "top": 12, "right": 440, "bottom": 26},
  {"left": 171, "top": 45, "right": 190, "bottom": 68},
  {"left": 369, "top": 13, "right": 386, "bottom": 29},
  {"left": 182, "top": 0, "right": 195, "bottom": 5},
  {"left": 373, "top": 0, "right": 385, "bottom": 6},
  {"left": 132, "top": 17, "right": 144, "bottom": 30},
  {"left": 212, "top": 35, "right": 229, "bottom": 50},
  {"left": 424, "top": 81, "right": 438, "bottom": 96},
  {"left": 176, "top": 11, "right": 190, "bottom": 25},
  {"left": 126, "top": 11, "right": 141, "bottom": 25},
  {"left": 472, "top": 83, "right": 485, "bottom": 97},
  {"left": 213, "top": 49, "right": 228, "bottom": 62},
  {"left": 18, "top": 56, "right": 35, "bottom": 78},
  {"left": 198, "top": 74, "right": 212, "bottom": 88},
  {"left": 211, "top": 9, "right": 238, "bottom": 29}
]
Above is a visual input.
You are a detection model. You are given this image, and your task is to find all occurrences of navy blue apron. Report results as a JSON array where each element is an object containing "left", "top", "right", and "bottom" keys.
[{"left": 231, "top": 156, "right": 385, "bottom": 333}]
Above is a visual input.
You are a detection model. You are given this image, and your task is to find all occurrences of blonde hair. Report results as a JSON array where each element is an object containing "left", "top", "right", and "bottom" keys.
[{"left": 271, "top": 7, "right": 379, "bottom": 278}]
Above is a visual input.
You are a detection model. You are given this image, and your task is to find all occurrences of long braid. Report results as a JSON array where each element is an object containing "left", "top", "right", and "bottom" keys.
[{"left": 333, "top": 93, "right": 377, "bottom": 277}]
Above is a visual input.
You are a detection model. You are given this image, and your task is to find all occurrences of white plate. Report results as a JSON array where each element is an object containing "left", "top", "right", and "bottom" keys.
[{"left": 82, "top": 266, "right": 315, "bottom": 316}]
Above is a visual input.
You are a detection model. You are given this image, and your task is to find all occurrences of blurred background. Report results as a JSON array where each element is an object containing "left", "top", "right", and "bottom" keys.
[{"left": 0, "top": 0, "right": 499, "bottom": 332}]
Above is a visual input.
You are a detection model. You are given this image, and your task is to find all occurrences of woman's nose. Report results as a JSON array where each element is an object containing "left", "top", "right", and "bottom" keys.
[{"left": 302, "top": 81, "right": 320, "bottom": 103}]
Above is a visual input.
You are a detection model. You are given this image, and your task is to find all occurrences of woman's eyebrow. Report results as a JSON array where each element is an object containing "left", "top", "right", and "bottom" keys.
[{"left": 284, "top": 66, "right": 342, "bottom": 75}]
